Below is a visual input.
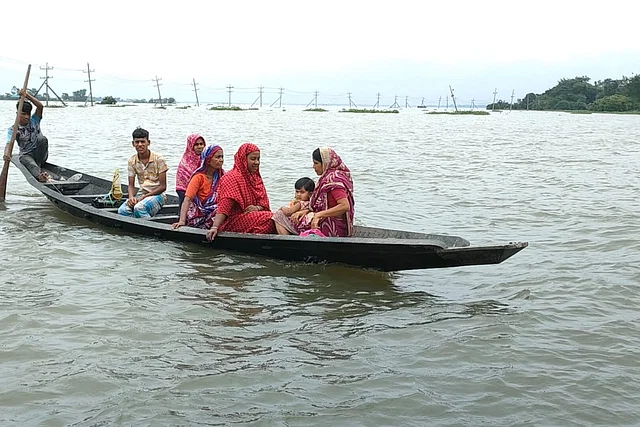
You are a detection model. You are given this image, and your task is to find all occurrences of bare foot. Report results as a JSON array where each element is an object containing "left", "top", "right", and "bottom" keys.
[{"left": 38, "top": 172, "right": 52, "bottom": 183}]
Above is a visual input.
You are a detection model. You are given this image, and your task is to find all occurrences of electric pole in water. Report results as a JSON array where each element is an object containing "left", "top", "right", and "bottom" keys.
[
  {"left": 389, "top": 95, "right": 400, "bottom": 109},
  {"left": 405, "top": 96, "right": 410, "bottom": 108},
  {"left": 192, "top": 78, "right": 200, "bottom": 107},
  {"left": 348, "top": 92, "right": 357, "bottom": 108},
  {"left": 470, "top": 98, "right": 476, "bottom": 110},
  {"left": 83, "top": 63, "right": 95, "bottom": 106},
  {"left": 492, "top": 88, "right": 497, "bottom": 111},
  {"left": 510, "top": 89, "right": 515, "bottom": 111},
  {"left": 153, "top": 76, "right": 163, "bottom": 106},
  {"left": 270, "top": 87, "right": 284, "bottom": 108},
  {"left": 373, "top": 93, "right": 381, "bottom": 109},
  {"left": 251, "top": 86, "right": 264, "bottom": 108},
  {"left": 438, "top": 96, "right": 442, "bottom": 109},
  {"left": 446, "top": 96, "right": 449, "bottom": 109},
  {"left": 226, "top": 85, "right": 234, "bottom": 107},
  {"left": 306, "top": 91, "right": 319, "bottom": 108},
  {"left": 449, "top": 86, "right": 458, "bottom": 112},
  {"left": 40, "top": 63, "right": 53, "bottom": 106}
]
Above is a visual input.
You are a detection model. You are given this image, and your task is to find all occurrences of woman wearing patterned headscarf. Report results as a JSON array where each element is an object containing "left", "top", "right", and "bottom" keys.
[
  {"left": 172, "top": 144, "right": 224, "bottom": 229},
  {"left": 206, "top": 143, "right": 275, "bottom": 241},
  {"left": 175, "top": 133, "right": 206, "bottom": 210},
  {"left": 274, "top": 147, "right": 354, "bottom": 237}
]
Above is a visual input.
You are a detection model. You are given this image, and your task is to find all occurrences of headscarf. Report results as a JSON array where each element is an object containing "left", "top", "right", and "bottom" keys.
[
  {"left": 191, "top": 144, "right": 224, "bottom": 182},
  {"left": 217, "top": 142, "right": 270, "bottom": 211},
  {"left": 311, "top": 147, "right": 355, "bottom": 235},
  {"left": 176, "top": 133, "right": 205, "bottom": 191},
  {"left": 188, "top": 145, "right": 224, "bottom": 226}
]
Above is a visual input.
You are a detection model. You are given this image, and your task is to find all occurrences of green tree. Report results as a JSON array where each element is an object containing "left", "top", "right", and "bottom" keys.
[
  {"left": 100, "top": 96, "right": 117, "bottom": 105},
  {"left": 590, "top": 94, "right": 634, "bottom": 112},
  {"left": 623, "top": 75, "right": 640, "bottom": 103}
]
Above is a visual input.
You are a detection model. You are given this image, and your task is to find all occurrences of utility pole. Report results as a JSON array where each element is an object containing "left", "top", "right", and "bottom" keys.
[
  {"left": 510, "top": 89, "right": 515, "bottom": 111},
  {"left": 40, "top": 63, "right": 53, "bottom": 106},
  {"left": 470, "top": 98, "right": 476, "bottom": 110},
  {"left": 438, "top": 96, "right": 442, "bottom": 109},
  {"left": 348, "top": 92, "right": 357, "bottom": 108},
  {"left": 492, "top": 88, "right": 497, "bottom": 111},
  {"left": 251, "top": 86, "right": 264, "bottom": 108},
  {"left": 389, "top": 95, "right": 400, "bottom": 109},
  {"left": 405, "top": 95, "right": 410, "bottom": 108},
  {"left": 83, "top": 63, "right": 95, "bottom": 106},
  {"left": 34, "top": 63, "right": 66, "bottom": 106},
  {"left": 192, "top": 78, "right": 200, "bottom": 107},
  {"left": 373, "top": 93, "right": 381, "bottom": 109},
  {"left": 446, "top": 96, "right": 449, "bottom": 109},
  {"left": 226, "top": 84, "right": 234, "bottom": 107},
  {"left": 269, "top": 87, "right": 284, "bottom": 108},
  {"left": 449, "top": 85, "right": 458, "bottom": 112},
  {"left": 420, "top": 97, "right": 425, "bottom": 107},
  {"left": 306, "top": 91, "right": 319, "bottom": 108},
  {"left": 153, "top": 76, "right": 163, "bottom": 106}
]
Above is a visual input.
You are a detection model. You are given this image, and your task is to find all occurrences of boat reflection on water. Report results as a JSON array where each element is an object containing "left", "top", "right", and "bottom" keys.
[{"left": 173, "top": 242, "right": 512, "bottom": 327}]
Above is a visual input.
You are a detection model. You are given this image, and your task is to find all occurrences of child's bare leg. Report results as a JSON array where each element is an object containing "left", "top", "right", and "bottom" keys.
[{"left": 275, "top": 223, "right": 291, "bottom": 235}]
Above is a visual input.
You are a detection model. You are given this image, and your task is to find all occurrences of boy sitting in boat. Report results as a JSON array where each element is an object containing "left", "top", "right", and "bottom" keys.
[
  {"left": 3, "top": 90, "right": 50, "bottom": 182},
  {"left": 273, "top": 177, "right": 316, "bottom": 234},
  {"left": 118, "top": 127, "right": 168, "bottom": 219}
]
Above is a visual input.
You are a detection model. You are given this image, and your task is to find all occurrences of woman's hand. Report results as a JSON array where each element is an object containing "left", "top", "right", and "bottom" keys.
[
  {"left": 206, "top": 226, "right": 219, "bottom": 241},
  {"left": 171, "top": 220, "right": 185, "bottom": 229},
  {"left": 290, "top": 210, "right": 305, "bottom": 223},
  {"left": 311, "top": 213, "right": 324, "bottom": 229},
  {"left": 244, "top": 205, "right": 262, "bottom": 213}
]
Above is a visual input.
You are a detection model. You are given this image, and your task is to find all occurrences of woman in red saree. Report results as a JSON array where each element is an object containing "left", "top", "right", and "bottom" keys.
[
  {"left": 273, "top": 147, "right": 355, "bottom": 237},
  {"left": 206, "top": 143, "right": 275, "bottom": 241}
]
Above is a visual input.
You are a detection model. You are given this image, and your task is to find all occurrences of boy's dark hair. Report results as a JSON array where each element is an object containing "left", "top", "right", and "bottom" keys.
[
  {"left": 17, "top": 100, "right": 33, "bottom": 114},
  {"left": 132, "top": 127, "right": 149, "bottom": 140},
  {"left": 295, "top": 177, "right": 315, "bottom": 192}
]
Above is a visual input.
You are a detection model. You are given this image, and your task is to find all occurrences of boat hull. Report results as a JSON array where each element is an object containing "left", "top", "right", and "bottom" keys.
[{"left": 10, "top": 157, "right": 528, "bottom": 271}]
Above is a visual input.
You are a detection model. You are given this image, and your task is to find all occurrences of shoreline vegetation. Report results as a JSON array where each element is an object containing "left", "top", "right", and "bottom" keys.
[
  {"left": 428, "top": 110, "right": 489, "bottom": 116},
  {"left": 209, "top": 106, "right": 244, "bottom": 111},
  {"left": 304, "top": 108, "right": 328, "bottom": 112},
  {"left": 340, "top": 108, "right": 399, "bottom": 114},
  {"left": 486, "top": 74, "right": 640, "bottom": 113}
]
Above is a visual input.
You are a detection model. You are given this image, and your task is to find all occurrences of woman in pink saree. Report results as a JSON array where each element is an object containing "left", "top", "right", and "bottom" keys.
[{"left": 273, "top": 147, "right": 354, "bottom": 237}]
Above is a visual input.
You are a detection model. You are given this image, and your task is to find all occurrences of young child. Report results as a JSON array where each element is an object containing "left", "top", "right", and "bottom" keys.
[
  {"left": 278, "top": 177, "right": 315, "bottom": 222},
  {"left": 118, "top": 127, "right": 168, "bottom": 219},
  {"left": 175, "top": 133, "right": 206, "bottom": 210},
  {"left": 3, "top": 90, "right": 49, "bottom": 182}
]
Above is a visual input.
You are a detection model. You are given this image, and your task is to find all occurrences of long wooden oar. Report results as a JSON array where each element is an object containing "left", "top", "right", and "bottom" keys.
[{"left": 0, "top": 64, "right": 32, "bottom": 202}]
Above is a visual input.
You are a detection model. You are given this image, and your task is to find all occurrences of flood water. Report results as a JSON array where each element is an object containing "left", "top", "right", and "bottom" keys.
[{"left": 1, "top": 102, "right": 640, "bottom": 426}]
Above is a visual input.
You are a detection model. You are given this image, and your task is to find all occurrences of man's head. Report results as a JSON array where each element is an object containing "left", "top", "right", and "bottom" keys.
[
  {"left": 16, "top": 100, "right": 33, "bottom": 126},
  {"left": 131, "top": 127, "right": 151, "bottom": 156}
]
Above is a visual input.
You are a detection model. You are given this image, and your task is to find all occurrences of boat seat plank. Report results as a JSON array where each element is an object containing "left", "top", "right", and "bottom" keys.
[{"left": 148, "top": 215, "right": 180, "bottom": 223}]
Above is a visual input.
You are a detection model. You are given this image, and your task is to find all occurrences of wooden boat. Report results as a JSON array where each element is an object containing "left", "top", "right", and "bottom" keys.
[{"left": 10, "top": 157, "right": 527, "bottom": 272}]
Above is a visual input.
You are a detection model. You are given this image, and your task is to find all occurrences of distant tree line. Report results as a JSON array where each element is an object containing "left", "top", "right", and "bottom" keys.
[
  {"left": 487, "top": 75, "right": 640, "bottom": 112},
  {"left": 0, "top": 87, "right": 175, "bottom": 105}
]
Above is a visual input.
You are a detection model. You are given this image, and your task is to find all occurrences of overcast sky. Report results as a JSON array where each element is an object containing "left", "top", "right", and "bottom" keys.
[{"left": 1, "top": 0, "right": 638, "bottom": 106}]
